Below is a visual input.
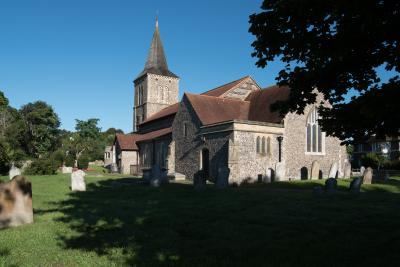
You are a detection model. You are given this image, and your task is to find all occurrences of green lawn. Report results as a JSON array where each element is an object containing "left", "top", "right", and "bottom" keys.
[{"left": 1, "top": 174, "right": 400, "bottom": 267}]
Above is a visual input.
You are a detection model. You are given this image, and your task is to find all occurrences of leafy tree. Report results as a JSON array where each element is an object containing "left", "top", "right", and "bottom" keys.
[
  {"left": 19, "top": 101, "right": 60, "bottom": 157},
  {"left": 249, "top": 0, "right": 400, "bottom": 144}
]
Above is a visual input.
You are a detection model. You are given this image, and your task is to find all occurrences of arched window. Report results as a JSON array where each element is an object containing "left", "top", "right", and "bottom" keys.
[
  {"left": 256, "top": 136, "right": 261, "bottom": 153},
  {"left": 306, "top": 107, "right": 324, "bottom": 153},
  {"left": 261, "top": 137, "right": 266, "bottom": 154},
  {"left": 267, "top": 137, "right": 271, "bottom": 156}
]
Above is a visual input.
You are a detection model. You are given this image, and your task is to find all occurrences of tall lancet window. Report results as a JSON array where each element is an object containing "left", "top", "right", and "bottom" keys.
[{"left": 306, "top": 107, "right": 325, "bottom": 154}]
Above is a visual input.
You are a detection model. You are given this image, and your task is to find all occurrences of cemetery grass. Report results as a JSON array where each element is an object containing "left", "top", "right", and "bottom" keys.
[{"left": 1, "top": 175, "right": 400, "bottom": 267}]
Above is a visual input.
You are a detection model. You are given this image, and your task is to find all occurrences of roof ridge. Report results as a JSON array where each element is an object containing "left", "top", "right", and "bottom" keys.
[
  {"left": 200, "top": 75, "right": 250, "bottom": 95},
  {"left": 186, "top": 92, "right": 250, "bottom": 103}
]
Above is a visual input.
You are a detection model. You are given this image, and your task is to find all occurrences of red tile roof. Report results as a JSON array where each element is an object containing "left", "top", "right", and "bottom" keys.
[
  {"left": 185, "top": 93, "right": 250, "bottom": 125},
  {"left": 115, "top": 133, "right": 138, "bottom": 150},
  {"left": 136, "top": 127, "right": 172, "bottom": 143},
  {"left": 246, "top": 85, "right": 290, "bottom": 124},
  {"left": 201, "top": 76, "right": 250, "bottom": 97},
  {"left": 139, "top": 103, "right": 179, "bottom": 125}
]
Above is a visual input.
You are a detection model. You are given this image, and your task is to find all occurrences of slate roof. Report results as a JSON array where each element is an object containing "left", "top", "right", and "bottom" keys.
[
  {"left": 139, "top": 103, "right": 179, "bottom": 125},
  {"left": 115, "top": 133, "right": 138, "bottom": 151},
  {"left": 201, "top": 76, "right": 250, "bottom": 97},
  {"left": 136, "top": 127, "right": 172, "bottom": 143},
  {"left": 136, "top": 21, "right": 178, "bottom": 80}
]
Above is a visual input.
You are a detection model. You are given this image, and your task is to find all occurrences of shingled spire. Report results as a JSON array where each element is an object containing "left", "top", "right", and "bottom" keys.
[{"left": 136, "top": 18, "right": 178, "bottom": 79}]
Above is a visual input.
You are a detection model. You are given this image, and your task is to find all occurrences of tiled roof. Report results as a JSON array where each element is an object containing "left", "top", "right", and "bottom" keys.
[
  {"left": 139, "top": 103, "right": 179, "bottom": 125},
  {"left": 136, "top": 127, "right": 172, "bottom": 143},
  {"left": 115, "top": 133, "right": 138, "bottom": 150},
  {"left": 201, "top": 76, "right": 250, "bottom": 97},
  {"left": 185, "top": 93, "right": 250, "bottom": 125},
  {"left": 246, "top": 85, "right": 290, "bottom": 124}
]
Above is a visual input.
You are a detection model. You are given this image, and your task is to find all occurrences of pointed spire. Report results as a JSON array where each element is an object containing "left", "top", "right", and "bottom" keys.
[{"left": 136, "top": 18, "right": 178, "bottom": 79}]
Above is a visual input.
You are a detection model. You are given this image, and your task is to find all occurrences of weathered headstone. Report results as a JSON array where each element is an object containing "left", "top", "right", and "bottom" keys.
[
  {"left": 62, "top": 166, "right": 73, "bottom": 174},
  {"left": 216, "top": 166, "right": 230, "bottom": 189},
  {"left": 9, "top": 164, "right": 21, "bottom": 180},
  {"left": 344, "top": 163, "right": 352, "bottom": 179},
  {"left": 310, "top": 161, "right": 320, "bottom": 180},
  {"left": 194, "top": 170, "right": 206, "bottom": 191},
  {"left": 71, "top": 170, "right": 86, "bottom": 191},
  {"left": 328, "top": 162, "right": 338, "bottom": 178},
  {"left": 275, "top": 162, "right": 286, "bottom": 181},
  {"left": 0, "top": 175, "right": 33, "bottom": 229},
  {"left": 360, "top": 166, "right": 365, "bottom": 175},
  {"left": 349, "top": 177, "right": 362, "bottom": 194},
  {"left": 264, "top": 168, "right": 274, "bottom": 183},
  {"left": 325, "top": 178, "right": 337, "bottom": 194},
  {"left": 362, "top": 167, "right": 373, "bottom": 185}
]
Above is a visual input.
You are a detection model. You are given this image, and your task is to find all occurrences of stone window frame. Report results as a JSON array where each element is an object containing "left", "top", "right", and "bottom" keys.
[
  {"left": 305, "top": 107, "right": 326, "bottom": 155},
  {"left": 256, "top": 135, "right": 272, "bottom": 156},
  {"left": 256, "top": 136, "right": 261, "bottom": 154}
]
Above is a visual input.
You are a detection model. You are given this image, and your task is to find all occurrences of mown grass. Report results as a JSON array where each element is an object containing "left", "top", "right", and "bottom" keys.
[{"left": 1, "top": 174, "right": 400, "bottom": 267}]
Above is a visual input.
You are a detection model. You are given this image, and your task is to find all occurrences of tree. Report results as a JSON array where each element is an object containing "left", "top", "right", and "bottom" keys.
[
  {"left": 19, "top": 101, "right": 60, "bottom": 157},
  {"left": 249, "top": 0, "right": 400, "bottom": 144}
]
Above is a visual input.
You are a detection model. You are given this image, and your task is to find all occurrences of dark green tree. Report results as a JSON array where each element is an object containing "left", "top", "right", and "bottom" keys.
[
  {"left": 19, "top": 101, "right": 61, "bottom": 157},
  {"left": 249, "top": 0, "right": 400, "bottom": 144}
]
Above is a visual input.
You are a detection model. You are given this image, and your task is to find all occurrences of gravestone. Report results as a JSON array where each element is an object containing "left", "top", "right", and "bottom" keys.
[
  {"left": 275, "top": 162, "right": 286, "bottom": 182},
  {"left": 9, "top": 164, "right": 21, "bottom": 180},
  {"left": 349, "top": 177, "right": 362, "bottom": 194},
  {"left": 62, "top": 166, "right": 73, "bottom": 174},
  {"left": 216, "top": 166, "right": 230, "bottom": 189},
  {"left": 384, "top": 171, "right": 389, "bottom": 181},
  {"left": 313, "top": 186, "right": 324, "bottom": 196},
  {"left": 328, "top": 162, "right": 338, "bottom": 178},
  {"left": 264, "top": 168, "right": 274, "bottom": 183},
  {"left": 360, "top": 166, "right": 365, "bottom": 175},
  {"left": 150, "top": 165, "right": 163, "bottom": 187},
  {"left": 344, "top": 163, "right": 351, "bottom": 179},
  {"left": 325, "top": 178, "right": 337, "bottom": 194},
  {"left": 71, "top": 170, "right": 86, "bottom": 191},
  {"left": 0, "top": 175, "right": 33, "bottom": 229},
  {"left": 310, "top": 161, "right": 320, "bottom": 180},
  {"left": 362, "top": 167, "right": 373, "bottom": 185},
  {"left": 194, "top": 170, "right": 206, "bottom": 191}
]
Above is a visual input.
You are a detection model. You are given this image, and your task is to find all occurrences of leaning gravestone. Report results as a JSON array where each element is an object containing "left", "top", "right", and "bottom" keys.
[
  {"left": 0, "top": 175, "right": 33, "bottom": 229},
  {"left": 71, "top": 170, "right": 86, "bottom": 191},
  {"left": 194, "top": 170, "right": 206, "bottom": 191},
  {"left": 344, "top": 163, "right": 352, "bottom": 179},
  {"left": 275, "top": 162, "right": 286, "bottom": 182},
  {"left": 310, "top": 161, "right": 320, "bottom": 180},
  {"left": 349, "top": 177, "right": 362, "bottom": 194},
  {"left": 9, "top": 164, "right": 21, "bottom": 180},
  {"left": 362, "top": 167, "right": 373, "bottom": 185},
  {"left": 325, "top": 178, "right": 337, "bottom": 195},
  {"left": 328, "top": 162, "right": 338, "bottom": 179},
  {"left": 360, "top": 166, "right": 365, "bottom": 175},
  {"left": 216, "top": 166, "right": 230, "bottom": 189}
]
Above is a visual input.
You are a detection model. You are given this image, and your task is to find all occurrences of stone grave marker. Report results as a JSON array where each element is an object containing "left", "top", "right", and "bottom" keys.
[
  {"left": 62, "top": 166, "right": 73, "bottom": 174},
  {"left": 71, "top": 170, "right": 86, "bottom": 191},
  {"left": 344, "top": 163, "right": 351, "bottom": 179},
  {"left": 325, "top": 178, "right": 337, "bottom": 194},
  {"left": 275, "top": 162, "right": 286, "bottom": 182},
  {"left": 0, "top": 175, "right": 33, "bottom": 229},
  {"left": 264, "top": 168, "right": 274, "bottom": 183},
  {"left": 194, "top": 170, "right": 206, "bottom": 191},
  {"left": 360, "top": 166, "right": 365, "bottom": 175},
  {"left": 9, "top": 164, "right": 21, "bottom": 180},
  {"left": 216, "top": 166, "right": 230, "bottom": 189},
  {"left": 310, "top": 161, "right": 320, "bottom": 180},
  {"left": 328, "top": 162, "right": 338, "bottom": 178},
  {"left": 150, "top": 165, "right": 162, "bottom": 187},
  {"left": 362, "top": 167, "right": 373, "bottom": 185},
  {"left": 349, "top": 177, "right": 362, "bottom": 194}
]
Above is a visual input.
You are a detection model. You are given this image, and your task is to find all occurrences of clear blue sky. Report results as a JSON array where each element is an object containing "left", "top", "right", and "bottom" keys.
[{"left": 0, "top": 0, "right": 395, "bottom": 133}]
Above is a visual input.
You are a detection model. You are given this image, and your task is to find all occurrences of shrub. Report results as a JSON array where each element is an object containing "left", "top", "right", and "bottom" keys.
[
  {"left": 77, "top": 154, "right": 90, "bottom": 170},
  {"left": 0, "top": 143, "right": 9, "bottom": 175},
  {"left": 50, "top": 150, "right": 65, "bottom": 167},
  {"left": 24, "top": 158, "right": 58, "bottom": 175},
  {"left": 65, "top": 154, "right": 75, "bottom": 167},
  {"left": 361, "top": 152, "right": 387, "bottom": 169}
]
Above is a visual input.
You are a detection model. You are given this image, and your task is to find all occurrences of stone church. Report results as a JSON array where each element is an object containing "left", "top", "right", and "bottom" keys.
[{"left": 112, "top": 21, "right": 348, "bottom": 183}]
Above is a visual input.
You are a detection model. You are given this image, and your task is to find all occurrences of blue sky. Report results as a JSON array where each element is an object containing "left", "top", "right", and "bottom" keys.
[{"left": 1, "top": 0, "right": 395, "bottom": 133}]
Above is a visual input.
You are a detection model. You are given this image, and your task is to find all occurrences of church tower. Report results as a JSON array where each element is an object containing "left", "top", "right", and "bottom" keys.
[{"left": 133, "top": 19, "right": 180, "bottom": 132}]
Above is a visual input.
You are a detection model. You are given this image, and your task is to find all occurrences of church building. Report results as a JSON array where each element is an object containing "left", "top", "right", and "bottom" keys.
[{"left": 112, "top": 20, "right": 348, "bottom": 183}]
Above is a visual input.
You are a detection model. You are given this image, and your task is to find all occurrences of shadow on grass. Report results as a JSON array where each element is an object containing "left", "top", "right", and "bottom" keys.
[{"left": 49, "top": 178, "right": 400, "bottom": 267}]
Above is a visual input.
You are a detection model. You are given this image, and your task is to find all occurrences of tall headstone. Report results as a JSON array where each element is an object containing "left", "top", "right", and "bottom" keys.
[
  {"left": 216, "top": 166, "right": 230, "bottom": 189},
  {"left": 264, "top": 168, "right": 274, "bottom": 183},
  {"left": 275, "top": 162, "right": 286, "bottom": 182},
  {"left": 349, "top": 177, "right": 362, "bottom": 194},
  {"left": 71, "top": 170, "right": 86, "bottom": 191},
  {"left": 362, "top": 167, "right": 373, "bottom": 185},
  {"left": 310, "top": 161, "right": 320, "bottom": 180},
  {"left": 194, "top": 170, "right": 206, "bottom": 191},
  {"left": 9, "top": 164, "right": 21, "bottom": 180},
  {"left": 0, "top": 175, "right": 33, "bottom": 229},
  {"left": 344, "top": 163, "right": 352, "bottom": 179},
  {"left": 328, "top": 162, "right": 338, "bottom": 179},
  {"left": 360, "top": 166, "right": 365, "bottom": 175}
]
